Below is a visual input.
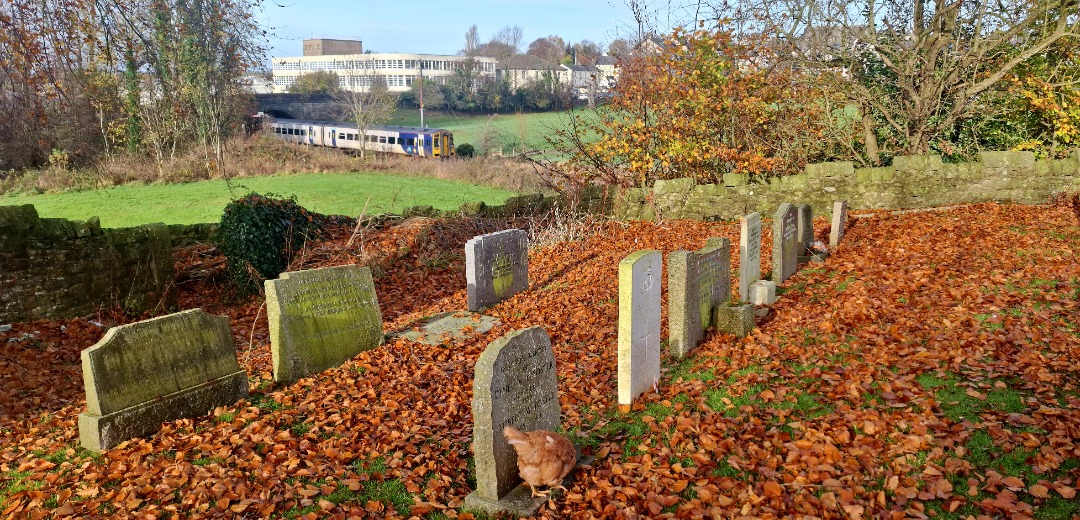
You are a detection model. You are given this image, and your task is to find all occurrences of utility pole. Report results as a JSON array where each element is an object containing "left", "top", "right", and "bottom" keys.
[{"left": 419, "top": 60, "right": 425, "bottom": 128}]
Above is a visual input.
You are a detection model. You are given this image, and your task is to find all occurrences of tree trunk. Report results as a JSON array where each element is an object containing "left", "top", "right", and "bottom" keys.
[{"left": 862, "top": 111, "right": 880, "bottom": 165}]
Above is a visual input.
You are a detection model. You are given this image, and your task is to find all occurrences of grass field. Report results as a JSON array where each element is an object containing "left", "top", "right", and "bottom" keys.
[
  {"left": 0, "top": 173, "right": 518, "bottom": 228},
  {"left": 384, "top": 108, "right": 581, "bottom": 153}
]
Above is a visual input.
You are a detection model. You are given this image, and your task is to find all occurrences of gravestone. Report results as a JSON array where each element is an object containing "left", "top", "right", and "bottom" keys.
[
  {"left": 466, "top": 229, "right": 529, "bottom": 311},
  {"left": 668, "top": 238, "right": 730, "bottom": 358},
  {"left": 465, "top": 326, "right": 562, "bottom": 516},
  {"left": 78, "top": 309, "right": 248, "bottom": 451},
  {"left": 618, "top": 250, "right": 662, "bottom": 407},
  {"left": 739, "top": 213, "right": 762, "bottom": 302},
  {"left": 797, "top": 204, "right": 814, "bottom": 259},
  {"left": 772, "top": 204, "right": 799, "bottom": 283},
  {"left": 830, "top": 200, "right": 849, "bottom": 248},
  {"left": 394, "top": 311, "right": 500, "bottom": 345},
  {"left": 265, "top": 265, "right": 382, "bottom": 382}
]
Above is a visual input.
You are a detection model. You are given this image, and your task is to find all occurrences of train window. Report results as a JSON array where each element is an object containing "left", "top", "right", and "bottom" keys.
[
  {"left": 301, "top": 130, "right": 307, "bottom": 136},
  {"left": 287, "top": 129, "right": 293, "bottom": 135},
  {"left": 388, "top": 137, "right": 397, "bottom": 145},
  {"left": 378, "top": 136, "right": 387, "bottom": 144},
  {"left": 404, "top": 138, "right": 415, "bottom": 146}
]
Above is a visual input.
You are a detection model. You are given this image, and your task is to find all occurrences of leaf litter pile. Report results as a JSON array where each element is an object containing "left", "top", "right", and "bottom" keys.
[{"left": 1, "top": 201, "right": 1078, "bottom": 519}]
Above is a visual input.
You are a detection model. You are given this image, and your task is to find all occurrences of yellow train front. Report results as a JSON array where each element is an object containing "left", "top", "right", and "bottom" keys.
[{"left": 266, "top": 118, "right": 455, "bottom": 158}]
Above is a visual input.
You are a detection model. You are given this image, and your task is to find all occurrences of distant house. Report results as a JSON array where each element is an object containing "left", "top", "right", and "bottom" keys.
[
  {"left": 633, "top": 34, "right": 667, "bottom": 55},
  {"left": 563, "top": 64, "right": 600, "bottom": 92},
  {"left": 595, "top": 55, "right": 619, "bottom": 87},
  {"left": 496, "top": 55, "right": 566, "bottom": 91}
]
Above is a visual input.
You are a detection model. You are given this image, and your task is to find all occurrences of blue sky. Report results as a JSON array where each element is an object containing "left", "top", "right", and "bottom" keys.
[{"left": 259, "top": 0, "right": 639, "bottom": 61}]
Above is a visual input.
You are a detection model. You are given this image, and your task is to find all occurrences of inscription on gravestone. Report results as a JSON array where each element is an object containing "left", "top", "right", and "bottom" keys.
[
  {"left": 772, "top": 204, "right": 799, "bottom": 283},
  {"left": 265, "top": 265, "right": 382, "bottom": 383},
  {"left": 78, "top": 309, "right": 248, "bottom": 451},
  {"left": 466, "top": 229, "right": 529, "bottom": 311},
  {"left": 668, "top": 238, "right": 731, "bottom": 358},
  {"left": 797, "top": 204, "right": 814, "bottom": 256},
  {"left": 739, "top": 213, "right": 762, "bottom": 302},
  {"left": 830, "top": 200, "right": 849, "bottom": 248},
  {"left": 618, "top": 250, "right": 662, "bottom": 406},
  {"left": 467, "top": 327, "right": 560, "bottom": 503}
]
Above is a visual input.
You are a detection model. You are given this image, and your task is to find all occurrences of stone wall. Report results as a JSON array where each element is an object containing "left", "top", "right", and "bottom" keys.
[
  {"left": 613, "top": 151, "right": 1080, "bottom": 221},
  {"left": 0, "top": 205, "right": 175, "bottom": 323}
]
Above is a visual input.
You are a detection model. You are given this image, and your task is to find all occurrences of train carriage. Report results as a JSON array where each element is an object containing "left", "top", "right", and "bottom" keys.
[{"left": 265, "top": 117, "right": 455, "bottom": 158}]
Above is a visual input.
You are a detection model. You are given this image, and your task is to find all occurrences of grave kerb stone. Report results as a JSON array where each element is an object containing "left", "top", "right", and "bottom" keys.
[
  {"left": 618, "top": 250, "right": 662, "bottom": 406},
  {"left": 265, "top": 265, "right": 383, "bottom": 383},
  {"left": 466, "top": 229, "right": 529, "bottom": 311},
  {"left": 78, "top": 309, "right": 248, "bottom": 451},
  {"left": 739, "top": 213, "right": 762, "bottom": 302}
]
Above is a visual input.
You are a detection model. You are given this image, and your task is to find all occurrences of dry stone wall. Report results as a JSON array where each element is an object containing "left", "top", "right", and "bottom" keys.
[
  {"left": 0, "top": 205, "right": 175, "bottom": 323},
  {"left": 612, "top": 151, "right": 1080, "bottom": 221}
]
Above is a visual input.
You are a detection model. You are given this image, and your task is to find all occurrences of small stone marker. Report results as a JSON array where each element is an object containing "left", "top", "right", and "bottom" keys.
[
  {"left": 618, "top": 250, "right": 662, "bottom": 407},
  {"left": 265, "top": 265, "right": 382, "bottom": 383},
  {"left": 772, "top": 204, "right": 799, "bottom": 283},
  {"left": 830, "top": 200, "right": 849, "bottom": 248},
  {"left": 750, "top": 280, "right": 777, "bottom": 306},
  {"left": 78, "top": 309, "right": 248, "bottom": 451},
  {"left": 739, "top": 213, "right": 762, "bottom": 302},
  {"left": 668, "top": 238, "right": 730, "bottom": 358},
  {"left": 465, "top": 327, "right": 562, "bottom": 516},
  {"left": 466, "top": 229, "right": 529, "bottom": 311},
  {"left": 713, "top": 302, "right": 754, "bottom": 338},
  {"left": 797, "top": 204, "right": 814, "bottom": 259}
]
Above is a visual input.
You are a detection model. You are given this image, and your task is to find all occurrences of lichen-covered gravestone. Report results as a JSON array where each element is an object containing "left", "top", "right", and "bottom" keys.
[
  {"left": 265, "top": 265, "right": 382, "bottom": 382},
  {"left": 797, "top": 204, "right": 814, "bottom": 258},
  {"left": 465, "top": 229, "right": 529, "bottom": 311},
  {"left": 739, "top": 213, "right": 762, "bottom": 302},
  {"left": 464, "top": 327, "right": 562, "bottom": 516},
  {"left": 772, "top": 204, "right": 799, "bottom": 283},
  {"left": 830, "top": 200, "right": 849, "bottom": 248},
  {"left": 78, "top": 309, "right": 248, "bottom": 451},
  {"left": 618, "top": 250, "right": 662, "bottom": 408},
  {"left": 668, "top": 238, "right": 730, "bottom": 358}
]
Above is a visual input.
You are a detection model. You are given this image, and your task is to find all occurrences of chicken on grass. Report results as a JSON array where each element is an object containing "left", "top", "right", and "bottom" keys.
[{"left": 503, "top": 426, "right": 576, "bottom": 498}]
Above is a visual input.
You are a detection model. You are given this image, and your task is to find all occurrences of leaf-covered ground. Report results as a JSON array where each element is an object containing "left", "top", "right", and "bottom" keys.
[{"left": 1, "top": 202, "right": 1078, "bottom": 519}]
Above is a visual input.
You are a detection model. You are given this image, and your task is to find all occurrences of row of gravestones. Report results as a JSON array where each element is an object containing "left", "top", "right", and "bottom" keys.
[{"left": 75, "top": 203, "right": 847, "bottom": 516}]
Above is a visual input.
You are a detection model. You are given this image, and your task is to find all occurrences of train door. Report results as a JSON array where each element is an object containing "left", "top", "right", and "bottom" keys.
[
  {"left": 308, "top": 126, "right": 315, "bottom": 145},
  {"left": 330, "top": 128, "right": 337, "bottom": 148},
  {"left": 423, "top": 134, "right": 432, "bottom": 157},
  {"left": 432, "top": 132, "right": 442, "bottom": 158},
  {"left": 441, "top": 134, "right": 450, "bottom": 158}
]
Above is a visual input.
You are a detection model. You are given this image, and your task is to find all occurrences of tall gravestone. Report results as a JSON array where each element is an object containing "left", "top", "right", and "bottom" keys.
[
  {"left": 618, "top": 250, "right": 662, "bottom": 407},
  {"left": 772, "top": 204, "right": 799, "bottom": 283},
  {"left": 797, "top": 204, "right": 814, "bottom": 257},
  {"left": 78, "top": 309, "right": 248, "bottom": 451},
  {"left": 465, "top": 327, "right": 561, "bottom": 515},
  {"left": 265, "top": 265, "right": 382, "bottom": 382},
  {"left": 668, "top": 238, "right": 730, "bottom": 358},
  {"left": 466, "top": 229, "right": 529, "bottom": 311},
  {"left": 830, "top": 200, "right": 849, "bottom": 248},
  {"left": 739, "top": 213, "right": 762, "bottom": 302}
]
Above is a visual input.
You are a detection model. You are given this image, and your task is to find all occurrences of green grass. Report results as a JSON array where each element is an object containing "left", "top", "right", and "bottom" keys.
[
  {"left": 0, "top": 172, "right": 519, "bottom": 227},
  {"left": 387, "top": 109, "right": 576, "bottom": 153}
]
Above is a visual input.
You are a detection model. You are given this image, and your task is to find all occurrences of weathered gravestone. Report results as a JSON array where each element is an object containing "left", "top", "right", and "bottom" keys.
[
  {"left": 464, "top": 326, "right": 563, "bottom": 517},
  {"left": 618, "top": 250, "right": 662, "bottom": 407},
  {"left": 668, "top": 238, "right": 730, "bottom": 358},
  {"left": 772, "top": 204, "right": 799, "bottom": 284},
  {"left": 466, "top": 229, "right": 529, "bottom": 311},
  {"left": 739, "top": 213, "right": 762, "bottom": 302},
  {"left": 78, "top": 309, "right": 248, "bottom": 451},
  {"left": 830, "top": 200, "right": 849, "bottom": 248},
  {"left": 797, "top": 204, "right": 814, "bottom": 260},
  {"left": 265, "top": 265, "right": 382, "bottom": 383},
  {"left": 393, "top": 311, "right": 500, "bottom": 346}
]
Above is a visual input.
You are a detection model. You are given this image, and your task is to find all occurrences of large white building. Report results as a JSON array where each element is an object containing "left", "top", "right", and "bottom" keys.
[{"left": 271, "top": 40, "right": 497, "bottom": 93}]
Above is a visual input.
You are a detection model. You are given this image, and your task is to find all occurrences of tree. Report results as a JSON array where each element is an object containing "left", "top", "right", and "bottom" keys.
[
  {"left": 334, "top": 66, "right": 396, "bottom": 158},
  {"left": 527, "top": 36, "right": 567, "bottom": 63},
  {"left": 724, "top": 0, "right": 1080, "bottom": 162},
  {"left": 462, "top": 25, "right": 480, "bottom": 56},
  {"left": 474, "top": 25, "right": 523, "bottom": 61},
  {"left": 608, "top": 38, "right": 632, "bottom": 57},
  {"left": 570, "top": 40, "right": 601, "bottom": 65},
  {"left": 288, "top": 71, "right": 341, "bottom": 95}
]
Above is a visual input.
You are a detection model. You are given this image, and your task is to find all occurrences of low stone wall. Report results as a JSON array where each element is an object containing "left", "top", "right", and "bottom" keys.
[
  {"left": 167, "top": 223, "right": 218, "bottom": 248},
  {"left": 0, "top": 205, "right": 175, "bottom": 323},
  {"left": 613, "top": 151, "right": 1080, "bottom": 221}
]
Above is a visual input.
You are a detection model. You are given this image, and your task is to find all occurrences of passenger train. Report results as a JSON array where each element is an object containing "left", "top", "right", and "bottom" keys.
[{"left": 264, "top": 117, "right": 455, "bottom": 158}]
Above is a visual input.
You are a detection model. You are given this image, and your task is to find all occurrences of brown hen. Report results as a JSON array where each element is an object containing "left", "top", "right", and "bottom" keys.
[{"left": 503, "top": 426, "right": 577, "bottom": 498}]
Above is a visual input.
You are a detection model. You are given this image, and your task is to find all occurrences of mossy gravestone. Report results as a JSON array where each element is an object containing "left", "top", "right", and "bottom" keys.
[
  {"left": 465, "top": 327, "right": 561, "bottom": 516},
  {"left": 265, "top": 265, "right": 382, "bottom": 383},
  {"left": 78, "top": 309, "right": 248, "bottom": 451},
  {"left": 668, "top": 238, "right": 730, "bottom": 359},
  {"left": 830, "top": 200, "right": 849, "bottom": 248},
  {"left": 618, "top": 250, "right": 662, "bottom": 408},
  {"left": 772, "top": 204, "right": 799, "bottom": 283},
  {"left": 797, "top": 204, "right": 814, "bottom": 260},
  {"left": 465, "top": 229, "right": 529, "bottom": 311},
  {"left": 739, "top": 212, "right": 762, "bottom": 302}
]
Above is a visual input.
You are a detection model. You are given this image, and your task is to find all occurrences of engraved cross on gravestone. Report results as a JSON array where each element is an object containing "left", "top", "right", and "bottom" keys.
[{"left": 618, "top": 250, "right": 662, "bottom": 406}]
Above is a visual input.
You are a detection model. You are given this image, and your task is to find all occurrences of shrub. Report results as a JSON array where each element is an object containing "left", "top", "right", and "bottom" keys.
[
  {"left": 217, "top": 193, "right": 320, "bottom": 293},
  {"left": 456, "top": 143, "right": 476, "bottom": 158}
]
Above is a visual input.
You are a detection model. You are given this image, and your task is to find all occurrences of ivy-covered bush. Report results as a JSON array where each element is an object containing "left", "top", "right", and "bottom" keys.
[
  {"left": 217, "top": 193, "right": 320, "bottom": 293},
  {"left": 456, "top": 143, "right": 475, "bottom": 158}
]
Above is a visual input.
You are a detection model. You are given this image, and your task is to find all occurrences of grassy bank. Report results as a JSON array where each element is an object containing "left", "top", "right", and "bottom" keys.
[
  {"left": 0, "top": 172, "right": 519, "bottom": 227},
  {"left": 384, "top": 108, "right": 583, "bottom": 153}
]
